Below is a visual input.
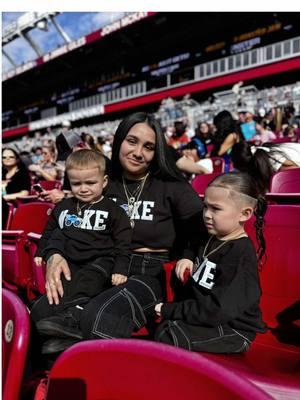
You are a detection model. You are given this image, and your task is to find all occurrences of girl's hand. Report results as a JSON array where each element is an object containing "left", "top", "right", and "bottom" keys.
[
  {"left": 155, "top": 303, "right": 163, "bottom": 316},
  {"left": 45, "top": 254, "right": 71, "bottom": 305},
  {"left": 175, "top": 259, "right": 194, "bottom": 282},
  {"left": 112, "top": 273, "right": 128, "bottom": 286}
]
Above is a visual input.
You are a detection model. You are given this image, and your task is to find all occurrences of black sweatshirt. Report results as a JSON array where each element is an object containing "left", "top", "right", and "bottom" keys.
[
  {"left": 37, "top": 175, "right": 206, "bottom": 261},
  {"left": 105, "top": 175, "right": 206, "bottom": 260},
  {"left": 161, "top": 237, "right": 266, "bottom": 333},
  {"left": 41, "top": 197, "right": 132, "bottom": 276}
]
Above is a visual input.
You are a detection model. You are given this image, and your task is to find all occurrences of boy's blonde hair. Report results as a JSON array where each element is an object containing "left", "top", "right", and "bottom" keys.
[{"left": 66, "top": 149, "right": 106, "bottom": 174}]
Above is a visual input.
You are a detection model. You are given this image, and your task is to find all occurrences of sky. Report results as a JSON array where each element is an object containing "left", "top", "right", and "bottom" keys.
[{"left": 1, "top": 12, "right": 128, "bottom": 73}]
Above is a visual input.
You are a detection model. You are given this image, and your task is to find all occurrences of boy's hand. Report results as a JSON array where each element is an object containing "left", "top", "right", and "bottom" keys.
[
  {"left": 155, "top": 303, "right": 163, "bottom": 317},
  {"left": 175, "top": 259, "right": 194, "bottom": 282},
  {"left": 112, "top": 273, "right": 127, "bottom": 286}
]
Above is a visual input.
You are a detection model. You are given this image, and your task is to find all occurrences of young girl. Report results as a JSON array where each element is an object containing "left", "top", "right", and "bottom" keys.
[{"left": 154, "top": 172, "right": 267, "bottom": 353}]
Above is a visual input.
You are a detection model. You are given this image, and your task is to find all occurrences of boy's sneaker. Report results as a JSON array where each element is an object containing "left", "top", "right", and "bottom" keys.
[
  {"left": 42, "top": 337, "right": 80, "bottom": 354},
  {"left": 36, "top": 309, "right": 83, "bottom": 340}
]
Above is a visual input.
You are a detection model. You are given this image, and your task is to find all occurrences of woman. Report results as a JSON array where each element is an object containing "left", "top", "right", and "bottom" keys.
[
  {"left": 29, "top": 143, "right": 62, "bottom": 182},
  {"left": 231, "top": 141, "right": 300, "bottom": 193},
  {"left": 211, "top": 110, "right": 243, "bottom": 172},
  {"left": 2, "top": 147, "right": 31, "bottom": 201},
  {"left": 31, "top": 112, "right": 206, "bottom": 352}
]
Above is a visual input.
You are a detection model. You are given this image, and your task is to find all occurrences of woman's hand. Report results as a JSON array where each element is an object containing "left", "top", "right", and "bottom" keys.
[
  {"left": 29, "top": 164, "right": 41, "bottom": 172},
  {"left": 45, "top": 254, "right": 71, "bottom": 305},
  {"left": 175, "top": 259, "right": 194, "bottom": 282},
  {"left": 155, "top": 303, "right": 163, "bottom": 317},
  {"left": 39, "top": 189, "right": 67, "bottom": 204},
  {"left": 111, "top": 273, "right": 128, "bottom": 286},
  {"left": 34, "top": 257, "right": 43, "bottom": 267}
]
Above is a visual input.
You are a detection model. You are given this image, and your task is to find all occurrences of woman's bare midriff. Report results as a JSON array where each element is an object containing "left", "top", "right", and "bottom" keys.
[{"left": 134, "top": 247, "right": 169, "bottom": 253}]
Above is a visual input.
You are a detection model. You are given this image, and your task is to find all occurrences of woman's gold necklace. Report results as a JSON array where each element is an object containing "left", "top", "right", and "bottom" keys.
[{"left": 122, "top": 173, "right": 149, "bottom": 228}]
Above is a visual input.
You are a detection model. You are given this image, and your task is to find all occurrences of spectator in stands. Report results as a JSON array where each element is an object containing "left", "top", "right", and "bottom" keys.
[
  {"left": 282, "top": 125, "right": 298, "bottom": 141},
  {"left": 181, "top": 138, "right": 213, "bottom": 174},
  {"left": 240, "top": 112, "right": 257, "bottom": 141},
  {"left": 168, "top": 120, "right": 190, "bottom": 149},
  {"left": 31, "top": 146, "right": 43, "bottom": 164},
  {"left": 2, "top": 147, "right": 31, "bottom": 201},
  {"left": 211, "top": 110, "right": 243, "bottom": 171},
  {"left": 34, "top": 112, "right": 206, "bottom": 350},
  {"left": 81, "top": 132, "right": 98, "bottom": 151},
  {"left": 31, "top": 150, "right": 132, "bottom": 354},
  {"left": 154, "top": 172, "right": 267, "bottom": 353},
  {"left": 29, "top": 143, "right": 62, "bottom": 182},
  {"left": 251, "top": 119, "right": 277, "bottom": 144},
  {"left": 231, "top": 141, "right": 300, "bottom": 193},
  {"left": 194, "top": 121, "right": 213, "bottom": 149}
]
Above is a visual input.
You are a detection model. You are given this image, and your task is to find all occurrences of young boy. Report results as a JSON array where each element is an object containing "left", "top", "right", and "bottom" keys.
[{"left": 33, "top": 149, "right": 132, "bottom": 352}]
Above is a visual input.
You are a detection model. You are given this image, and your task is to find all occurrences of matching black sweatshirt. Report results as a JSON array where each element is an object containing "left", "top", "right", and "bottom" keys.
[
  {"left": 161, "top": 236, "right": 266, "bottom": 333},
  {"left": 42, "top": 196, "right": 132, "bottom": 276}
]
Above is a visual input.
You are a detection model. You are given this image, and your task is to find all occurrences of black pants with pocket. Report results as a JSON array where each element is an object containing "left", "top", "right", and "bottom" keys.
[
  {"left": 80, "top": 252, "right": 168, "bottom": 339},
  {"left": 30, "top": 256, "right": 114, "bottom": 322},
  {"left": 155, "top": 320, "right": 256, "bottom": 353}
]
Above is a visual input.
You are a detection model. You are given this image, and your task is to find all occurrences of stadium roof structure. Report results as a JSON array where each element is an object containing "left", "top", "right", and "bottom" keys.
[{"left": 2, "top": 12, "right": 300, "bottom": 140}]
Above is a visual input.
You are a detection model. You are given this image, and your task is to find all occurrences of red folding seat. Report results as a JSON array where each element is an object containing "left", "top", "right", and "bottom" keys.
[
  {"left": 191, "top": 172, "right": 221, "bottom": 196},
  {"left": 2, "top": 202, "right": 54, "bottom": 298},
  {"left": 2, "top": 289, "right": 30, "bottom": 400},
  {"left": 211, "top": 157, "right": 225, "bottom": 173},
  {"left": 46, "top": 339, "right": 272, "bottom": 400},
  {"left": 269, "top": 168, "right": 300, "bottom": 193}
]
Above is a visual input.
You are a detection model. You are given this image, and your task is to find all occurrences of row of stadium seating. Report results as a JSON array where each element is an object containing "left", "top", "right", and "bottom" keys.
[{"left": 2, "top": 169, "right": 300, "bottom": 399}]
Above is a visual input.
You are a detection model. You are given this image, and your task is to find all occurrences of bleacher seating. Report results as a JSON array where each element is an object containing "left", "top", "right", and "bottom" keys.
[
  {"left": 2, "top": 289, "right": 30, "bottom": 400},
  {"left": 191, "top": 172, "right": 221, "bottom": 196},
  {"left": 269, "top": 168, "right": 300, "bottom": 193}
]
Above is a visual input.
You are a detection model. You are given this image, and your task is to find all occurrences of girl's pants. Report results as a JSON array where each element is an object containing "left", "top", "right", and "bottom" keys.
[{"left": 155, "top": 320, "right": 256, "bottom": 353}]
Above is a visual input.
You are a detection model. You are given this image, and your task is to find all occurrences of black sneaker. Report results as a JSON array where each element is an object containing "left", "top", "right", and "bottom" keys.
[
  {"left": 42, "top": 338, "right": 80, "bottom": 354},
  {"left": 36, "top": 310, "right": 83, "bottom": 340}
]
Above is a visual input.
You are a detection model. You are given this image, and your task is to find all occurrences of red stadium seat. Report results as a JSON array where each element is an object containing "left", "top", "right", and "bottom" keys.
[
  {"left": 27, "top": 232, "right": 46, "bottom": 296},
  {"left": 37, "top": 180, "right": 62, "bottom": 192},
  {"left": 46, "top": 339, "right": 272, "bottom": 400},
  {"left": 204, "top": 205, "right": 300, "bottom": 399},
  {"left": 191, "top": 172, "right": 221, "bottom": 196},
  {"left": 2, "top": 202, "right": 54, "bottom": 298},
  {"left": 265, "top": 192, "right": 300, "bottom": 205},
  {"left": 2, "top": 288, "right": 30, "bottom": 400},
  {"left": 269, "top": 168, "right": 300, "bottom": 193},
  {"left": 211, "top": 157, "right": 225, "bottom": 173},
  {"left": 3, "top": 202, "right": 15, "bottom": 230}
]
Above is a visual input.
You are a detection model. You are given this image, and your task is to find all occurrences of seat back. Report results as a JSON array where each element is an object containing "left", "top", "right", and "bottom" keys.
[
  {"left": 2, "top": 289, "right": 30, "bottom": 400},
  {"left": 245, "top": 205, "right": 300, "bottom": 330},
  {"left": 27, "top": 232, "right": 46, "bottom": 296},
  {"left": 46, "top": 340, "right": 271, "bottom": 400},
  {"left": 270, "top": 168, "right": 300, "bottom": 193},
  {"left": 211, "top": 157, "right": 225, "bottom": 173},
  {"left": 9, "top": 201, "right": 54, "bottom": 234},
  {"left": 38, "top": 180, "right": 62, "bottom": 191},
  {"left": 3, "top": 202, "right": 15, "bottom": 229},
  {"left": 191, "top": 172, "right": 221, "bottom": 196}
]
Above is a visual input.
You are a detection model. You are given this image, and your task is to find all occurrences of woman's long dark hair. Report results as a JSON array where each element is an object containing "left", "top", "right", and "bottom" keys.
[
  {"left": 231, "top": 142, "right": 274, "bottom": 194},
  {"left": 208, "top": 171, "right": 268, "bottom": 265},
  {"left": 111, "top": 112, "right": 184, "bottom": 181},
  {"left": 2, "top": 147, "right": 28, "bottom": 177},
  {"left": 211, "top": 110, "right": 240, "bottom": 156}
]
